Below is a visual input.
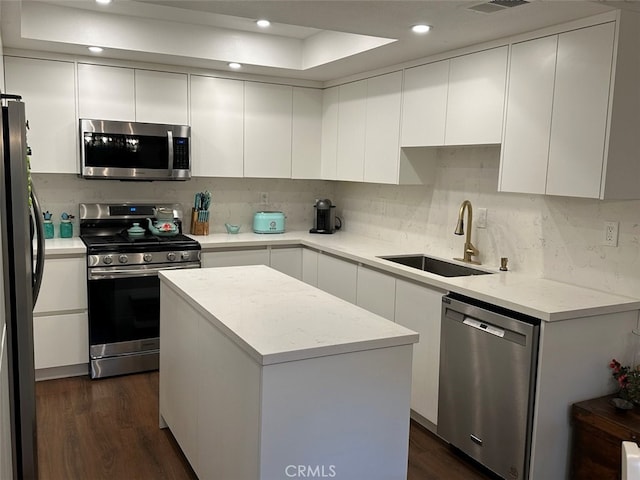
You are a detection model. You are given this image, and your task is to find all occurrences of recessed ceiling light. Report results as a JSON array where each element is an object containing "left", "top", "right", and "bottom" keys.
[
  {"left": 95, "top": 0, "right": 112, "bottom": 4},
  {"left": 411, "top": 24, "right": 432, "bottom": 34},
  {"left": 256, "top": 19, "right": 271, "bottom": 28},
  {"left": 88, "top": 46, "right": 104, "bottom": 53},
  {"left": 228, "top": 62, "right": 242, "bottom": 70}
]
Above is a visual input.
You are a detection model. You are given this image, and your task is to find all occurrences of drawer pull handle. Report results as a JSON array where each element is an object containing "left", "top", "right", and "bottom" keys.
[{"left": 470, "top": 434, "right": 483, "bottom": 446}]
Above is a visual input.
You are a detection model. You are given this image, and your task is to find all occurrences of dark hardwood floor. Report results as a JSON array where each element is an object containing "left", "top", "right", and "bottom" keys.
[{"left": 36, "top": 372, "right": 494, "bottom": 480}]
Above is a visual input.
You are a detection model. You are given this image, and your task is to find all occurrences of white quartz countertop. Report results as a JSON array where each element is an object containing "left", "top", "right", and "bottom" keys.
[
  {"left": 189, "top": 230, "right": 640, "bottom": 322},
  {"left": 42, "top": 231, "right": 640, "bottom": 321},
  {"left": 159, "top": 265, "right": 419, "bottom": 366},
  {"left": 38, "top": 237, "right": 86, "bottom": 256}
]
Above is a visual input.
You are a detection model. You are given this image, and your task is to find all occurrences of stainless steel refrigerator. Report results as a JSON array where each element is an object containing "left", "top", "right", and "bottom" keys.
[{"left": 0, "top": 96, "right": 45, "bottom": 479}]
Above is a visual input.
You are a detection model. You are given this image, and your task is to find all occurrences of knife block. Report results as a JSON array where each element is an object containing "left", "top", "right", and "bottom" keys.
[{"left": 190, "top": 208, "right": 209, "bottom": 236}]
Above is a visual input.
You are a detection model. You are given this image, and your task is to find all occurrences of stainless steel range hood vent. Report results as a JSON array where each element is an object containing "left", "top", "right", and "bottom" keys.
[{"left": 468, "top": 0, "right": 529, "bottom": 14}]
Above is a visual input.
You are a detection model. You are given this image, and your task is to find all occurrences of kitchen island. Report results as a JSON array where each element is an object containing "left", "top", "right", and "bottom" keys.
[{"left": 158, "top": 265, "right": 418, "bottom": 480}]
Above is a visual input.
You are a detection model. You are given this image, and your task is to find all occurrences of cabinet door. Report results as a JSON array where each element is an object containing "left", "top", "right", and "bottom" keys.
[
  {"left": 317, "top": 253, "right": 357, "bottom": 304},
  {"left": 77, "top": 63, "right": 135, "bottom": 121},
  {"left": 190, "top": 75, "right": 244, "bottom": 177},
  {"left": 320, "top": 86, "right": 339, "bottom": 180},
  {"left": 33, "top": 312, "right": 88, "bottom": 369},
  {"left": 356, "top": 266, "right": 396, "bottom": 321},
  {"left": 445, "top": 46, "right": 508, "bottom": 145},
  {"left": 33, "top": 257, "right": 87, "bottom": 314},
  {"left": 401, "top": 60, "right": 449, "bottom": 147},
  {"left": 336, "top": 80, "right": 366, "bottom": 181},
  {"left": 270, "top": 247, "right": 302, "bottom": 280},
  {"left": 244, "top": 82, "right": 292, "bottom": 178},
  {"left": 394, "top": 279, "right": 445, "bottom": 425},
  {"left": 546, "top": 22, "right": 615, "bottom": 198},
  {"left": 364, "top": 71, "right": 403, "bottom": 184},
  {"left": 201, "top": 249, "right": 270, "bottom": 268},
  {"left": 499, "top": 36, "right": 557, "bottom": 195},
  {"left": 301, "top": 248, "right": 318, "bottom": 287},
  {"left": 5, "top": 57, "right": 77, "bottom": 174},
  {"left": 159, "top": 284, "right": 199, "bottom": 469},
  {"left": 292, "top": 87, "right": 322, "bottom": 179},
  {"left": 135, "top": 70, "right": 188, "bottom": 125}
]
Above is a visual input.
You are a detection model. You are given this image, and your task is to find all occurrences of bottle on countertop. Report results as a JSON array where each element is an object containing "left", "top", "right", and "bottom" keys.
[
  {"left": 43, "top": 211, "right": 54, "bottom": 239},
  {"left": 59, "top": 212, "right": 74, "bottom": 238}
]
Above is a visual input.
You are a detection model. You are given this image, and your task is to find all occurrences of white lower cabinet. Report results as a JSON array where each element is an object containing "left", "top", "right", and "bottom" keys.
[
  {"left": 32, "top": 256, "right": 88, "bottom": 375},
  {"left": 33, "top": 313, "right": 88, "bottom": 370},
  {"left": 269, "top": 247, "right": 302, "bottom": 280},
  {"left": 394, "top": 279, "right": 445, "bottom": 426},
  {"left": 317, "top": 253, "right": 357, "bottom": 304},
  {"left": 201, "top": 249, "right": 270, "bottom": 268},
  {"left": 356, "top": 266, "right": 396, "bottom": 321},
  {"left": 301, "top": 248, "right": 319, "bottom": 287}
]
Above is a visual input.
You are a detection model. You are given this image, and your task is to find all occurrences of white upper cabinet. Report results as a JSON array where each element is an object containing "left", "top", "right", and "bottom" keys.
[
  {"left": 5, "top": 57, "right": 77, "bottom": 174},
  {"left": 78, "top": 64, "right": 135, "bottom": 121},
  {"left": 320, "top": 86, "right": 339, "bottom": 180},
  {"left": 545, "top": 23, "right": 614, "bottom": 198},
  {"left": 499, "top": 35, "right": 558, "bottom": 194},
  {"left": 78, "top": 65, "right": 188, "bottom": 125},
  {"left": 445, "top": 46, "right": 508, "bottom": 145},
  {"left": 291, "top": 87, "right": 322, "bottom": 179},
  {"left": 190, "top": 75, "right": 244, "bottom": 177},
  {"left": 244, "top": 82, "right": 293, "bottom": 178},
  {"left": 363, "top": 71, "right": 403, "bottom": 184},
  {"left": 500, "top": 15, "right": 640, "bottom": 199},
  {"left": 401, "top": 60, "right": 449, "bottom": 147},
  {"left": 336, "top": 79, "right": 367, "bottom": 181},
  {"left": 135, "top": 70, "right": 188, "bottom": 125}
]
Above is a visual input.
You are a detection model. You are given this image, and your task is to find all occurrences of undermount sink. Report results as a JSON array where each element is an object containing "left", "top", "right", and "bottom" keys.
[{"left": 379, "top": 254, "right": 494, "bottom": 277}]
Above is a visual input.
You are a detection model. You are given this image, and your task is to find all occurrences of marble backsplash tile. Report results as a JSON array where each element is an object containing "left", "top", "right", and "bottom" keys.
[
  {"left": 32, "top": 174, "right": 334, "bottom": 235},
  {"left": 333, "top": 146, "right": 640, "bottom": 299},
  {"left": 34, "top": 149, "right": 640, "bottom": 299}
]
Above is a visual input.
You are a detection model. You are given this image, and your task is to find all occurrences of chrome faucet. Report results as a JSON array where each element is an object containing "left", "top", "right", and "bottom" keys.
[{"left": 454, "top": 200, "right": 480, "bottom": 265}]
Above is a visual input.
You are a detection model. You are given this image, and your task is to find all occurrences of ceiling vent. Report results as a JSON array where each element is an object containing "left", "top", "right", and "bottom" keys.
[{"left": 468, "top": 0, "right": 529, "bottom": 14}]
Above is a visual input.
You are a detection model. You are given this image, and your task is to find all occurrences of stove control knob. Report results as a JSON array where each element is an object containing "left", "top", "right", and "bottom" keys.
[
  {"left": 181, "top": 252, "right": 191, "bottom": 260},
  {"left": 103, "top": 256, "right": 113, "bottom": 265},
  {"left": 118, "top": 255, "right": 128, "bottom": 264},
  {"left": 143, "top": 253, "right": 153, "bottom": 263},
  {"left": 167, "top": 252, "right": 177, "bottom": 261}
]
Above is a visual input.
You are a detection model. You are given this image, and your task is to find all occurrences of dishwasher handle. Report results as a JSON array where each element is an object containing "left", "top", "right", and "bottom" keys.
[{"left": 463, "top": 317, "right": 505, "bottom": 338}]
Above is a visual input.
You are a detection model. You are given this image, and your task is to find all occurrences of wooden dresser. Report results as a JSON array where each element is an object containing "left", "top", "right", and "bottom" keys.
[{"left": 571, "top": 394, "right": 640, "bottom": 479}]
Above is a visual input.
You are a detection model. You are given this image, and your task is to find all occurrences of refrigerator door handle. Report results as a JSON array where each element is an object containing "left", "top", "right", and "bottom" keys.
[{"left": 30, "top": 184, "right": 45, "bottom": 307}]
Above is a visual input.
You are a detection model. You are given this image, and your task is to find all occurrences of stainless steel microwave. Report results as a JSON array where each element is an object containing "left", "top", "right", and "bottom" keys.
[{"left": 80, "top": 119, "right": 191, "bottom": 181}]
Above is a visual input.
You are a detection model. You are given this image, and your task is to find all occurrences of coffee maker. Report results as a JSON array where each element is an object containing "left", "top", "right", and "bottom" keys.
[{"left": 310, "top": 198, "right": 341, "bottom": 234}]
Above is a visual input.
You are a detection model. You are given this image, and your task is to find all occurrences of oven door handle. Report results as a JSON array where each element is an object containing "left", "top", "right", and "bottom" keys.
[{"left": 88, "top": 263, "right": 200, "bottom": 280}]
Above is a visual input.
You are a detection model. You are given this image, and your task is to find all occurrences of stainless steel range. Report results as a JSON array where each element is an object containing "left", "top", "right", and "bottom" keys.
[{"left": 80, "top": 203, "right": 201, "bottom": 379}]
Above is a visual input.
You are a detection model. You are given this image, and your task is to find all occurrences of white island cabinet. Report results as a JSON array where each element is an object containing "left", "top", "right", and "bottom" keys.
[{"left": 159, "top": 265, "right": 418, "bottom": 480}]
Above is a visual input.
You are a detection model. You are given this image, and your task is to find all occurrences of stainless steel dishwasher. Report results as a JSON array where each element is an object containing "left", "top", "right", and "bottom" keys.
[{"left": 438, "top": 293, "right": 540, "bottom": 480}]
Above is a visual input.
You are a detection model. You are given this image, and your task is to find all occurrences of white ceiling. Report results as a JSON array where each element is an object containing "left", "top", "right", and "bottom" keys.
[{"left": 0, "top": 0, "right": 628, "bottom": 83}]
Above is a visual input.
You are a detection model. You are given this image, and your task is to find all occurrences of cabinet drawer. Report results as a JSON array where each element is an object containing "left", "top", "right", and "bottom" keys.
[
  {"left": 33, "top": 312, "right": 88, "bottom": 369},
  {"left": 34, "top": 257, "right": 87, "bottom": 314}
]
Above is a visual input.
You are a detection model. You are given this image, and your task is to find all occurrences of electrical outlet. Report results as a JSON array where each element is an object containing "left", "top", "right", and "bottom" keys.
[
  {"left": 259, "top": 192, "right": 268, "bottom": 204},
  {"left": 476, "top": 208, "right": 487, "bottom": 229},
  {"left": 603, "top": 221, "right": 619, "bottom": 247}
]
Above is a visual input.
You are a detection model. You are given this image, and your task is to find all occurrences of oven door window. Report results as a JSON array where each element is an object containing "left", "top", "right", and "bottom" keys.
[{"left": 88, "top": 275, "right": 159, "bottom": 345}]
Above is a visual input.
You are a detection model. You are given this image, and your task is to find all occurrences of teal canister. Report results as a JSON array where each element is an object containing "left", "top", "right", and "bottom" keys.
[
  {"left": 44, "top": 221, "right": 54, "bottom": 239},
  {"left": 43, "top": 211, "right": 54, "bottom": 239},
  {"left": 59, "top": 212, "right": 73, "bottom": 238}
]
